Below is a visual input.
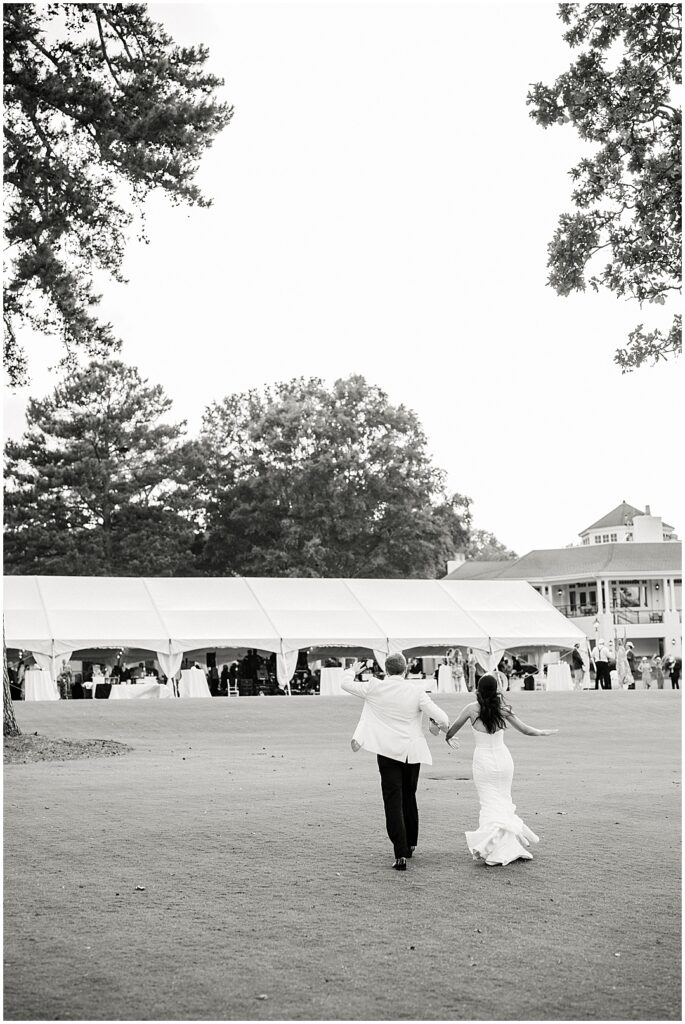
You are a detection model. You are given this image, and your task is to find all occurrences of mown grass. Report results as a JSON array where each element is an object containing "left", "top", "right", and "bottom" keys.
[{"left": 4, "top": 690, "right": 681, "bottom": 1021}]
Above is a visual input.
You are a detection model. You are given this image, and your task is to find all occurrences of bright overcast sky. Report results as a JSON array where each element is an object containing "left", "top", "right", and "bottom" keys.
[{"left": 4, "top": 0, "right": 682, "bottom": 556}]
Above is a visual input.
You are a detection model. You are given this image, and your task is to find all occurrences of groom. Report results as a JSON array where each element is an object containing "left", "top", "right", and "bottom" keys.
[{"left": 342, "top": 653, "right": 451, "bottom": 871}]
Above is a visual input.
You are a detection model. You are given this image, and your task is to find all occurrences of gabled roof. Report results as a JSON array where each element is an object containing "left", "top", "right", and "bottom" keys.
[
  {"left": 446, "top": 560, "right": 511, "bottom": 580},
  {"left": 580, "top": 501, "right": 674, "bottom": 534},
  {"left": 444, "top": 543, "right": 682, "bottom": 582}
]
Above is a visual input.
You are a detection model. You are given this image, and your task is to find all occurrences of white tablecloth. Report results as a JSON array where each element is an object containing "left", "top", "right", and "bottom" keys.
[
  {"left": 437, "top": 664, "right": 456, "bottom": 694},
  {"left": 109, "top": 681, "right": 173, "bottom": 700},
  {"left": 24, "top": 669, "right": 60, "bottom": 701},
  {"left": 319, "top": 667, "right": 348, "bottom": 696},
  {"left": 545, "top": 663, "right": 573, "bottom": 691},
  {"left": 179, "top": 668, "right": 212, "bottom": 698}
]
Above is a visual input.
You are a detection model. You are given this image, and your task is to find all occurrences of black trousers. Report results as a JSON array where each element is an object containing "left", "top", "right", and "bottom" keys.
[
  {"left": 377, "top": 755, "right": 421, "bottom": 859},
  {"left": 594, "top": 662, "right": 612, "bottom": 689}
]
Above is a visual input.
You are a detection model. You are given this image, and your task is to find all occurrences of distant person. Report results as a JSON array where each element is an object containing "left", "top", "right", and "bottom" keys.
[
  {"left": 220, "top": 664, "right": 229, "bottom": 695},
  {"left": 638, "top": 657, "right": 652, "bottom": 689},
  {"left": 8, "top": 663, "right": 22, "bottom": 701},
  {"left": 497, "top": 656, "right": 512, "bottom": 692},
  {"left": 570, "top": 644, "right": 585, "bottom": 690},
  {"left": 671, "top": 656, "right": 681, "bottom": 690},
  {"left": 662, "top": 655, "right": 674, "bottom": 688},
  {"left": 445, "top": 674, "right": 558, "bottom": 866},
  {"left": 651, "top": 656, "right": 665, "bottom": 690},
  {"left": 625, "top": 642, "right": 636, "bottom": 677},
  {"left": 447, "top": 648, "right": 465, "bottom": 692},
  {"left": 209, "top": 665, "right": 220, "bottom": 696},
  {"left": 16, "top": 659, "right": 26, "bottom": 699},
  {"left": 615, "top": 643, "right": 634, "bottom": 689},
  {"left": 342, "top": 653, "right": 450, "bottom": 871},
  {"left": 466, "top": 648, "right": 477, "bottom": 692},
  {"left": 592, "top": 639, "right": 612, "bottom": 689}
]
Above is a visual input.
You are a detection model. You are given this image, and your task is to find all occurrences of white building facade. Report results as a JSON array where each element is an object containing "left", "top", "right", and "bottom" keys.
[{"left": 446, "top": 503, "right": 682, "bottom": 659}]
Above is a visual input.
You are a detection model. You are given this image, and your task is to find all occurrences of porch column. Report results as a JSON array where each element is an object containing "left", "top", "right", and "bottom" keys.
[{"left": 596, "top": 578, "right": 604, "bottom": 615}]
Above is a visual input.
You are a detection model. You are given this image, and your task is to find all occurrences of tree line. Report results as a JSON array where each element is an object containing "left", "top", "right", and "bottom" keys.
[{"left": 4, "top": 360, "right": 516, "bottom": 579}]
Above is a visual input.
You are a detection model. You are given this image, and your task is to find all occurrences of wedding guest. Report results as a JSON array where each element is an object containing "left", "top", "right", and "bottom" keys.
[
  {"left": 447, "top": 648, "right": 465, "bottom": 692},
  {"left": 592, "top": 638, "right": 612, "bottom": 689},
  {"left": 466, "top": 648, "right": 477, "bottom": 692},
  {"left": 671, "top": 656, "right": 681, "bottom": 690},
  {"left": 17, "top": 659, "right": 26, "bottom": 699},
  {"left": 570, "top": 644, "right": 585, "bottom": 689},
  {"left": 220, "top": 664, "right": 229, "bottom": 695},
  {"left": 615, "top": 642, "right": 634, "bottom": 689},
  {"left": 639, "top": 657, "right": 652, "bottom": 689},
  {"left": 651, "top": 656, "right": 665, "bottom": 689}
]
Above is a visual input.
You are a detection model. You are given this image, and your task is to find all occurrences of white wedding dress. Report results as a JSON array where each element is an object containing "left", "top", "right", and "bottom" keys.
[{"left": 465, "top": 724, "right": 539, "bottom": 866}]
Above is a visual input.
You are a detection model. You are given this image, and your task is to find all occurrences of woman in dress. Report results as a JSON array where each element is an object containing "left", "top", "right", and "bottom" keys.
[
  {"left": 615, "top": 642, "right": 634, "bottom": 689},
  {"left": 639, "top": 657, "right": 652, "bottom": 689},
  {"left": 651, "top": 656, "right": 665, "bottom": 689},
  {"left": 448, "top": 648, "right": 465, "bottom": 692},
  {"left": 445, "top": 673, "right": 558, "bottom": 866}
]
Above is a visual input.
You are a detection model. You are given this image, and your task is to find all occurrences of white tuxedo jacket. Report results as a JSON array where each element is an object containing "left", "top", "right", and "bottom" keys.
[{"left": 342, "top": 672, "right": 449, "bottom": 765}]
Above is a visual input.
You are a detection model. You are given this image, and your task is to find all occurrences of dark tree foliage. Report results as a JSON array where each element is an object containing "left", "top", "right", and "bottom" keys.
[
  {"left": 465, "top": 529, "right": 517, "bottom": 562},
  {"left": 4, "top": 3, "right": 232, "bottom": 383},
  {"left": 195, "top": 375, "right": 473, "bottom": 579},
  {"left": 4, "top": 359, "right": 197, "bottom": 575},
  {"left": 527, "top": 3, "right": 681, "bottom": 371}
]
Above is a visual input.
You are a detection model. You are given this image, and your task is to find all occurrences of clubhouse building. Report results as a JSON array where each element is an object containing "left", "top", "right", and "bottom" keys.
[{"left": 445, "top": 502, "right": 682, "bottom": 658}]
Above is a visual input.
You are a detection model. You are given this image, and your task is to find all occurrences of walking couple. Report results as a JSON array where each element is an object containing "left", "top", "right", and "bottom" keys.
[{"left": 342, "top": 652, "right": 558, "bottom": 870}]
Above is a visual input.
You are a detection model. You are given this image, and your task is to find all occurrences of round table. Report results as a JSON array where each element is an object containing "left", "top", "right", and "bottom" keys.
[{"left": 24, "top": 670, "right": 60, "bottom": 701}]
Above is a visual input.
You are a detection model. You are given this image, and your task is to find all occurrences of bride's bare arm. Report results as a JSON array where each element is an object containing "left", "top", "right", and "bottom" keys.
[
  {"left": 445, "top": 703, "right": 477, "bottom": 741},
  {"left": 504, "top": 710, "right": 558, "bottom": 736}
]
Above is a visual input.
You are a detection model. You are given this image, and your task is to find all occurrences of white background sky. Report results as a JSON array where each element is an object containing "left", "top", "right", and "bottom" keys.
[{"left": 4, "top": 0, "right": 682, "bottom": 556}]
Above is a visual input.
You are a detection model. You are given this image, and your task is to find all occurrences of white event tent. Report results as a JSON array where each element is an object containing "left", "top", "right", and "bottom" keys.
[{"left": 4, "top": 575, "right": 587, "bottom": 687}]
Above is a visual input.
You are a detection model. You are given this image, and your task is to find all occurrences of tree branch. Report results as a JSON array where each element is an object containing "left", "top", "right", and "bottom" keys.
[{"left": 94, "top": 10, "right": 125, "bottom": 92}]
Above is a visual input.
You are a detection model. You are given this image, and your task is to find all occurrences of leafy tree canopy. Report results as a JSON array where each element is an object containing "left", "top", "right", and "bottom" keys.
[
  {"left": 4, "top": 3, "right": 232, "bottom": 384},
  {"left": 195, "top": 375, "right": 473, "bottom": 578},
  {"left": 527, "top": 3, "right": 681, "bottom": 371},
  {"left": 4, "top": 358, "right": 197, "bottom": 575},
  {"left": 465, "top": 529, "right": 517, "bottom": 562}
]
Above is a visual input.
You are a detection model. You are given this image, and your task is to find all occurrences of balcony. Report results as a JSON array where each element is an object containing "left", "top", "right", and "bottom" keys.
[
  {"left": 555, "top": 604, "right": 598, "bottom": 619},
  {"left": 613, "top": 609, "right": 664, "bottom": 625}
]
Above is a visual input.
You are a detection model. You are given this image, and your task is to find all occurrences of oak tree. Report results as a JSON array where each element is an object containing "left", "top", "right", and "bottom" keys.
[
  {"left": 195, "top": 375, "right": 472, "bottom": 579},
  {"left": 527, "top": 3, "right": 681, "bottom": 370}
]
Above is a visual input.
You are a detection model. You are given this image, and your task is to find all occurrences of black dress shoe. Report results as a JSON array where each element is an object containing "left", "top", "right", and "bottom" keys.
[
  {"left": 406, "top": 846, "right": 416, "bottom": 859},
  {"left": 393, "top": 857, "right": 407, "bottom": 871}
]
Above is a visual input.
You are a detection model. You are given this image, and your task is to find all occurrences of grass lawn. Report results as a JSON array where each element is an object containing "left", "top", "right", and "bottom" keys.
[{"left": 4, "top": 691, "right": 681, "bottom": 1021}]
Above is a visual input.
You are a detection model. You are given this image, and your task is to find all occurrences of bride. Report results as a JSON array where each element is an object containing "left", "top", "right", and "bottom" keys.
[{"left": 445, "top": 673, "right": 558, "bottom": 866}]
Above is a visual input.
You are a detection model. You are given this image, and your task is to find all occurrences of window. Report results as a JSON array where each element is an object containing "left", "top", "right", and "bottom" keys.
[
  {"left": 626, "top": 533, "right": 632, "bottom": 541},
  {"left": 610, "top": 533, "right": 617, "bottom": 542},
  {"left": 594, "top": 536, "right": 602, "bottom": 544},
  {"left": 616, "top": 581, "right": 646, "bottom": 608},
  {"left": 602, "top": 534, "right": 610, "bottom": 543},
  {"left": 582, "top": 536, "right": 589, "bottom": 545}
]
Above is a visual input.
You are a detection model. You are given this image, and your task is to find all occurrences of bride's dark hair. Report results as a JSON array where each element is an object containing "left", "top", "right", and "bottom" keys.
[{"left": 476, "top": 673, "right": 511, "bottom": 734}]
